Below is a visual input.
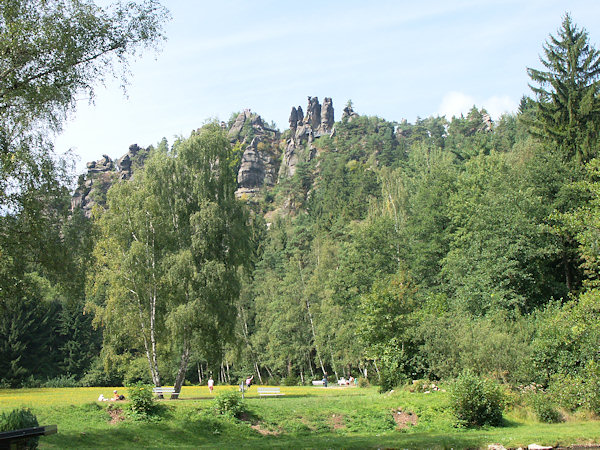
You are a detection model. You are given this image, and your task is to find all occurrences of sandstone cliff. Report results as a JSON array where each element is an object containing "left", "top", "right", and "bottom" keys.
[{"left": 71, "top": 96, "right": 336, "bottom": 214}]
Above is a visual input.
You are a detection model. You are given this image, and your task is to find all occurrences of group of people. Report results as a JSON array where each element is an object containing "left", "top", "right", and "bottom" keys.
[{"left": 97, "top": 390, "right": 125, "bottom": 402}]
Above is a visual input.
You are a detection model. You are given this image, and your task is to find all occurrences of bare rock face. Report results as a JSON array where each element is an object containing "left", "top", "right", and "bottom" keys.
[
  {"left": 236, "top": 136, "right": 279, "bottom": 198},
  {"left": 306, "top": 96, "right": 321, "bottom": 131},
  {"left": 320, "top": 97, "right": 334, "bottom": 134},
  {"left": 280, "top": 96, "right": 334, "bottom": 178},
  {"left": 71, "top": 145, "right": 149, "bottom": 217},
  {"left": 232, "top": 110, "right": 281, "bottom": 199}
]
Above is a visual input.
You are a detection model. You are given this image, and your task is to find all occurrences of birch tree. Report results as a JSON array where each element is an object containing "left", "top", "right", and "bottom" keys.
[{"left": 89, "top": 124, "right": 252, "bottom": 395}]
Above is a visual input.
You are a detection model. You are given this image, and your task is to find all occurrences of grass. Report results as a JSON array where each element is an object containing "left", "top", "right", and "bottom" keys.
[{"left": 1, "top": 385, "right": 599, "bottom": 448}]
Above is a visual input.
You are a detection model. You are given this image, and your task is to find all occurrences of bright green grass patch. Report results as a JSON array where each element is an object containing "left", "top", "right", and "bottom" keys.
[{"left": 1, "top": 386, "right": 599, "bottom": 448}]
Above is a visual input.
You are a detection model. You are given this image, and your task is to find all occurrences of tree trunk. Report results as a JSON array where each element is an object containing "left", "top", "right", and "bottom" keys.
[
  {"left": 373, "top": 360, "right": 381, "bottom": 381},
  {"left": 254, "top": 361, "right": 263, "bottom": 384},
  {"left": 173, "top": 341, "right": 190, "bottom": 398},
  {"left": 297, "top": 260, "right": 327, "bottom": 375}
]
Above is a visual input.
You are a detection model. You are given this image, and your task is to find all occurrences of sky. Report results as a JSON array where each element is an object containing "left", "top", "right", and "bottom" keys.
[{"left": 53, "top": 0, "right": 600, "bottom": 173}]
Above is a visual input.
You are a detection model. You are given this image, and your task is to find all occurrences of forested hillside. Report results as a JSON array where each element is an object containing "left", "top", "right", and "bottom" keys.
[{"left": 2, "top": 10, "right": 600, "bottom": 410}]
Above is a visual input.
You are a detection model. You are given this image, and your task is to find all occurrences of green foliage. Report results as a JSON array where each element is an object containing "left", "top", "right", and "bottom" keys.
[
  {"left": 527, "top": 14, "right": 600, "bottom": 162},
  {"left": 549, "top": 361, "right": 600, "bottom": 415},
  {"left": 42, "top": 374, "right": 80, "bottom": 388},
  {"left": 450, "top": 371, "right": 504, "bottom": 427},
  {"left": 283, "top": 375, "right": 300, "bottom": 386},
  {"left": 126, "top": 382, "right": 155, "bottom": 419},
  {"left": 528, "top": 392, "right": 563, "bottom": 423},
  {"left": 358, "top": 377, "right": 370, "bottom": 388},
  {"left": 0, "top": 408, "right": 39, "bottom": 449},
  {"left": 359, "top": 271, "right": 420, "bottom": 389},
  {"left": 417, "top": 311, "right": 534, "bottom": 383},
  {"left": 213, "top": 390, "right": 247, "bottom": 419}
]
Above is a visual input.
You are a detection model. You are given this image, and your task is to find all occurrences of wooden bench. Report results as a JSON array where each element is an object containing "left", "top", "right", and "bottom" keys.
[
  {"left": 257, "top": 387, "right": 284, "bottom": 397},
  {"left": 0, "top": 424, "right": 57, "bottom": 449},
  {"left": 312, "top": 380, "right": 324, "bottom": 386},
  {"left": 153, "top": 387, "right": 180, "bottom": 398}
]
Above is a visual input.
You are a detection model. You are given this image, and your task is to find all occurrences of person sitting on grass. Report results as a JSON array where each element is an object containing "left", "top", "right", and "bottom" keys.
[{"left": 112, "top": 390, "right": 125, "bottom": 401}]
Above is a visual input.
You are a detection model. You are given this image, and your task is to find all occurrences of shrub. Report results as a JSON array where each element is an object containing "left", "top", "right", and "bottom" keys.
[
  {"left": 126, "top": 382, "right": 155, "bottom": 419},
  {"left": 549, "top": 373, "right": 583, "bottom": 412},
  {"left": 549, "top": 361, "right": 600, "bottom": 415},
  {"left": 358, "top": 377, "right": 370, "bottom": 388},
  {"left": 283, "top": 375, "right": 300, "bottom": 386},
  {"left": 213, "top": 391, "right": 246, "bottom": 419},
  {"left": 529, "top": 393, "right": 563, "bottom": 423},
  {"left": 123, "top": 357, "right": 153, "bottom": 385},
  {"left": 0, "top": 408, "right": 39, "bottom": 449},
  {"left": 79, "top": 358, "right": 122, "bottom": 387},
  {"left": 450, "top": 371, "right": 504, "bottom": 427},
  {"left": 266, "top": 376, "right": 281, "bottom": 386},
  {"left": 42, "top": 374, "right": 80, "bottom": 388}
]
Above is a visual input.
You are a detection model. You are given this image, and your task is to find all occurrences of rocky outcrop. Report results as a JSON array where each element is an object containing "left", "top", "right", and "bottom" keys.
[
  {"left": 236, "top": 136, "right": 280, "bottom": 198},
  {"left": 341, "top": 103, "right": 359, "bottom": 122},
  {"left": 72, "top": 96, "right": 338, "bottom": 213},
  {"left": 71, "top": 145, "right": 149, "bottom": 217},
  {"left": 280, "top": 96, "right": 334, "bottom": 178},
  {"left": 231, "top": 110, "right": 281, "bottom": 199},
  {"left": 72, "top": 154, "right": 117, "bottom": 216},
  {"left": 116, "top": 144, "right": 146, "bottom": 180}
]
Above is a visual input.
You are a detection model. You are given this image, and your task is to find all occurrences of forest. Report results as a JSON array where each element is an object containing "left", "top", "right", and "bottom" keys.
[{"left": 1, "top": 2, "right": 600, "bottom": 418}]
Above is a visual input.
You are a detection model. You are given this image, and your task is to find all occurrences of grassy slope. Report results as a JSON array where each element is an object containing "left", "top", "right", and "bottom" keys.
[{"left": 1, "top": 386, "right": 599, "bottom": 449}]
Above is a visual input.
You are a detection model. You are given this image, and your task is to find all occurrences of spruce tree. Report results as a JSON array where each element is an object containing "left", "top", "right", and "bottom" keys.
[{"left": 527, "top": 14, "right": 600, "bottom": 162}]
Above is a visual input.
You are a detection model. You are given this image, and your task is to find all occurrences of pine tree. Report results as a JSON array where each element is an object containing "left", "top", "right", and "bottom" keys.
[{"left": 527, "top": 14, "right": 600, "bottom": 162}]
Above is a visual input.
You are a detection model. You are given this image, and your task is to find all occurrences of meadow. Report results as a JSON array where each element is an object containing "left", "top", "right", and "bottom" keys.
[{"left": 1, "top": 385, "right": 600, "bottom": 449}]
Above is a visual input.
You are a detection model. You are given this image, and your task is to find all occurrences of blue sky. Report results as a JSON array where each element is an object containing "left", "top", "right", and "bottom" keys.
[{"left": 54, "top": 0, "right": 600, "bottom": 173}]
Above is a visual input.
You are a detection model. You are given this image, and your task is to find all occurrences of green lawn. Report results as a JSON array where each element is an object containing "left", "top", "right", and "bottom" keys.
[{"left": 1, "top": 385, "right": 599, "bottom": 448}]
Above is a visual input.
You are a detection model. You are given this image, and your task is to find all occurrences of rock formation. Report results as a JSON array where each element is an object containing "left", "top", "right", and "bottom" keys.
[
  {"left": 71, "top": 96, "right": 337, "bottom": 213},
  {"left": 71, "top": 145, "right": 149, "bottom": 217},
  {"left": 280, "top": 96, "right": 334, "bottom": 178},
  {"left": 341, "top": 103, "right": 359, "bottom": 122},
  {"left": 230, "top": 110, "right": 281, "bottom": 199}
]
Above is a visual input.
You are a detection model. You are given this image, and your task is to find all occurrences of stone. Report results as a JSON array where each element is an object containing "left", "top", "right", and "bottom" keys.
[
  {"left": 528, "top": 445, "right": 553, "bottom": 450},
  {"left": 228, "top": 110, "right": 248, "bottom": 141},
  {"left": 305, "top": 96, "right": 321, "bottom": 130},
  {"left": 342, "top": 103, "right": 359, "bottom": 122},
  {"left": 320, "top": 97, "right": 334, "bottom": 134},
  {"left": 289, "top": 107, "right": 299, "bottom": 131}
]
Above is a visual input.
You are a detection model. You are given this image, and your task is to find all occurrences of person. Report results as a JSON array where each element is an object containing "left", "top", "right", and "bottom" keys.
[
  {"left": 208, "top": 376, "right": 214, "bottom": 394},
  {"left": 98, "top": 394, "right": 107, "bottom": 401},
  {"left": 112, "top": 390, "right": 120, "bottom": 401},
  {"left": 349, "top": 376, "right": 354, "bottom": 386},
  {"left": 322, "top": 373, "right": 328, "bottom": 388},
  {"left": 245, "top": 375, "right": 254, "bottom": 389}
]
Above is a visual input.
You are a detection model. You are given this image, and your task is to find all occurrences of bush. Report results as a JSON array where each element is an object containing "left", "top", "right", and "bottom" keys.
[
  {"left": 529, "top": 393, "right": 563, "bottom": 423},
  {"left": 358, "top": 377, "right": 370, "bottom": 388},
  {"left": 266, "top": 376, "right": 281, "bottom": 386},
  {"left": 0, "top": 408, "right": 39, "bottom": 449},
  {"left": 126, "top": 382, "right": 155, "bottom": 419},
  {"left": 123, "top": 357, "right": 153, "bottom": 385},
  {"left": 213, "top": 391, "right": 246, "bottom": 419},
  {"left": 79, "top": 357, "right": 122, "bottom": 387},
  {"left": 42, "top": 374, "right": 80, "bottom": 388},
  {"left": 283, "top": 375, "right": 300, "bottom": 386},
  {"left": 450, "top": 371, "right": 504, "bottom": 427},
  {"left": 549, "top": 361, "right": 600, "bottom": 415}
]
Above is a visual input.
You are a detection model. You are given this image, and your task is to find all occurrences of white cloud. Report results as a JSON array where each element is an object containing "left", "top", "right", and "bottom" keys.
[
  {"left": 437, "top": 91, "right": 517, "bottom": 120},
  {"left": 437, "top": 91, "right": 476, "bottom": 119}
]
